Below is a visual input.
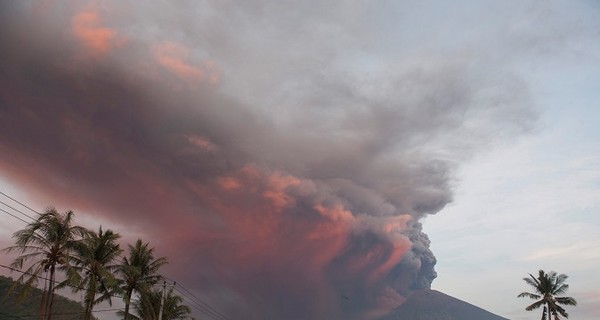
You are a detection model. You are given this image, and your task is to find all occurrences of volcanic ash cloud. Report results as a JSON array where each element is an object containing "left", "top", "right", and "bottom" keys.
[{"left": 0, "top": 2, "right": 536, "bottom": 319}]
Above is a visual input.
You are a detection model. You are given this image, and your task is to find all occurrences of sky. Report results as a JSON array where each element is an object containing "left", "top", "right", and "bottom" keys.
[{"left": 0, "top": 1, "right": 599, "bottom": 319}]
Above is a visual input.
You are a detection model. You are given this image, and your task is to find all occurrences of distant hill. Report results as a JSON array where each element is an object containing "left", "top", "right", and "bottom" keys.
[
  {"left": 380, "top": 289, "right": 509, "bottom": 320},
  {"left": 0, "top": 275, "right": 90, "bottom": 320}
]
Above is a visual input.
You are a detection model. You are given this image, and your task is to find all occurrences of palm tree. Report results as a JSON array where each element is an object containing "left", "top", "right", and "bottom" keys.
[
  {"left": 117, "top": 287, "right": 194, "bottom": 320},
  {"left": 73, "top": 227, "right": 123, "bottom": 320},
  {"left": 118, "top": 239, "right": 168, "bottom": 320},
  {"left": 518, "top": 269, "right": 577, "bottom": 319},
  {"left": 2, "top": 208, "right": 88, "bottom": 320}
]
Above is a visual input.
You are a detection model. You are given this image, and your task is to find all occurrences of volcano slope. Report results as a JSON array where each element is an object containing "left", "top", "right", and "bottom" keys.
[{"left": 380, "top": 289, "right": 509, "bottom": 320}]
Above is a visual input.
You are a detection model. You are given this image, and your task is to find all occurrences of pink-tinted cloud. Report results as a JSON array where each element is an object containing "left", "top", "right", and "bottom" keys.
[
  {"left": 0, "top": 2, "right": 536, "bottom": 319},
  {"left": 71, "top": 9, "right": 122, "bottom": 56},
  {"left": 217, "top": 176, "right": 242, "bottom": 191},
  {"left": 153, "top": 42, "right": 220, "bottom": 84},
  {"left": 186, "top": 134, "right": 217, "bottom": 152}
]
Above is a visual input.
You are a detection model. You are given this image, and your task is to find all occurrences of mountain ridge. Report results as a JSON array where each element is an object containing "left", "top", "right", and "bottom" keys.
[
  {"left": 380, "top": 289, "right": 509, "bottom": 320},
  {"left": 0, "top": 275, "right": 90, "bottom": 320}
]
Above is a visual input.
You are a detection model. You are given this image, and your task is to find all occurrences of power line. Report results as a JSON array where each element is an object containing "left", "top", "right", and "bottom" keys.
[
  {"left": 0, "top": 207, "right": 30, "bottom": 224},
  {"left": 170, "top": 280, "right": 231, "bottom": 320},
  {"left": 0, "top": 199, "right": 37, "bottom": 222},
  {"left": 0, "top": 191, "right": 40, "bottom": 224},
  {"left": 173, "top": 285, "right": 229, "bottom": 320},
  {"left": 0, "top": 191, "right": 40, "bottom": 215},
  {"left": 148, "top": 280, "right": 230, "bottom": 320}
]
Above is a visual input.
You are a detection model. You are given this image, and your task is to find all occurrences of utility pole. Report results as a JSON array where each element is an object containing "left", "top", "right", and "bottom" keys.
[{"left": 158, "top": 280, "right": 166, "bottom": 320}]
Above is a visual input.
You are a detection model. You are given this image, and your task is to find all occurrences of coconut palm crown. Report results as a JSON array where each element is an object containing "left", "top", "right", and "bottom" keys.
[
  {"left": 72, "top": 226, "right": 123, "bottom": 320},
  {"left": 518, "top": 269, "right": 577, "bottom": 320},
  {"left": 118, "top": 239, "right": 168, "bottom": 320}
]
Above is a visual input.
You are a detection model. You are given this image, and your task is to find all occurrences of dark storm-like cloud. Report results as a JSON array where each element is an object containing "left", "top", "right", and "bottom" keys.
[{"left": 0, "top": 2, "right": 536, "bottom": 319}]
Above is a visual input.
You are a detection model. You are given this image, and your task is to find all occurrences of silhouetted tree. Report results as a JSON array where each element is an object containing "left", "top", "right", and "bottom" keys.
[
  {"left": 118, "top": 239, "right": 167, "bottom": 320},
  {"left": 118, "top": 287, "right": 194, "bottom": 320},
  {"left": 73, "top": 227, "right": 123, "bottom": 320},
  {"left": 518, "top": 270, "right": 577, "bottom": 319},
  {"left": 3, "top": 208, "right": 88, "bottom": 320}
]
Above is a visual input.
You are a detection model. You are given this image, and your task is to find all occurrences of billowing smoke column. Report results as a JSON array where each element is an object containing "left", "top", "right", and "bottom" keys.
[{"left": 0, "top": 2, "right": 534, "bottom": 319}]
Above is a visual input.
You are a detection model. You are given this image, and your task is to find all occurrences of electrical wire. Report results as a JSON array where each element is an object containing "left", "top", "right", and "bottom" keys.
[
  {"left": 0, "top": 191, "right": 40, "bottom": 215},
  {"left": 0, "top": 198, "right": 37, "bottom": 221},
  {"left": 171, "top": 280, "right": 231, "bottom": 320},
  {"left": 0, "top": 207, "right": 29, "bottom": 224},
  {"left": 173, "top": 285, "right": 230, "bottom": 320}
]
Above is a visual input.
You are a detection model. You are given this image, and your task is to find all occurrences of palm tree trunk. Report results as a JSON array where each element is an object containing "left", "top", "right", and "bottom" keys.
[
  {"left": 45, "top": 265, "right": 55, "bottom": 320},
  {"left": 84, "top": 277, "right": 97, "bottom": 320},
  {"left": 39, "top": 289, "right": 46, "bottom": 320},
  {"left": 40, "top": 270, "right": 48, "bottom": 320},
  {"left": 540, "top": 306, "right": 546, "bottom": 320},
  {"left": 124, "top": 288, "right": 133, "bottom": 320}
]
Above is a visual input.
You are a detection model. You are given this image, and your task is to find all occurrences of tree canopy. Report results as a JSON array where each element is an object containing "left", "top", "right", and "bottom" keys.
[
  {"left": 518, "top": 269, "right": 577, "bottom": 320},
  {"left": 3, "top": 207, "right": 185, "bottom": 320}
]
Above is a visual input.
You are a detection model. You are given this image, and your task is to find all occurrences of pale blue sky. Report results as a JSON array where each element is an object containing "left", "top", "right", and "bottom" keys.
[
  {"left": 428, "top": 54, "right": 600, "bottom": 318},
  {"left": 371, "top": 0, "right": 600, "bottom": 318}
]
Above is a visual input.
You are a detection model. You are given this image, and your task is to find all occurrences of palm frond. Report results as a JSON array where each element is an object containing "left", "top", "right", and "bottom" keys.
[
  {"left": 555, "top": 296, "right": 577, "bottom": 306},
  {"left": 525, "top": 300, "right": 545, "bottom": 311},
  {"left": 553, "top": 283, "right": 569, "bottom": 295},
  {"left": 524, "top": 274, "right": 542, "bottom": 293},
  {"left": 518, "top": 292, "right": 541, "bottom": 299},
  {"left": 552, "top": 304, "right": 568, "bottom": 318}
]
